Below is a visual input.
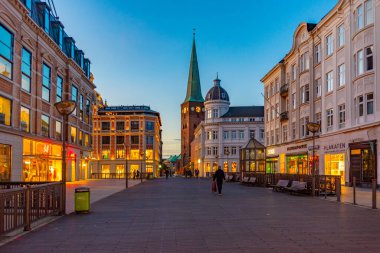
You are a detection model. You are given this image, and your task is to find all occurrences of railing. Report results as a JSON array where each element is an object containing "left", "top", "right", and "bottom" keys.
[
  {"left": 0, "top": 182, "right": 64, "bottom": 235},
  {"left": 280, "top": 111, "right": 289, "bottom": 121},
  {"left": 90, "top": 173, "right": 154, "bottom": 180}
]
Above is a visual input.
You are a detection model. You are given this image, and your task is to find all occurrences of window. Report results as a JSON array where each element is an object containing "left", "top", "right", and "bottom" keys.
[
  {"left": 116, "top": 147, "right": 125, "bottom": 159},
  {"left": 116, "top": 136, "right": 124, "bottom": 144},
  {"left": 367, "top": 93, "right": 374, "bottom": 115},
  {"left": 102, "top": 150, "right": 110, "bottom": 159},
  {"left": 300, "top": 52, "right": 309, "bottom": 72},
  {"left": 326, "top": 108, "right": 334, "bottom": 131},
  {"left": 206, "top": 131, "right": 212, "bottom": 140},
  {"left": 366, "top": 46, "right": 373, "bottom": 71},
  {"left": 239, "top": 130, "right": 244, "bottom": 139},
  {"left": 0, "top": 24, "right": 13, "bottom": 79},
  {"left": 300, "top": 84, "right": 309, "bottom": 103},
  {"left": 101, "top": 122, "right": 110, "bottom": 131},
  {"left": 326, "top": 34, "right": 333, "bottom": 56},
  {"left": 223, "top": 131, "right": 229, "bottom": 139},
  {"left": 270, "top": 130, "right": 274, "bottom": 144},
  {"left": 275, "top": 128, "right": 279, "bottom": 143},
  {"left": 338, "top": 104, "right": 345, "bottom": 129},
  {"left": 0, "top": 96, "right": 11, "bottom": 126},
  {"left": 20, "top": 106, "right": 30, "bottom": 132},
  {"left": 212, "top": 130, "right": 218, "bottom": 140},
  {"left": 56, "top": 76, "right": 63, "bottom": 102},
  {"left": 212, "top": 147, "right": 218, "bottom": 156},
  {"left": 326, "top": 71, "right": 334, "bottom": 93},
  {"left": 71, "top": 85, "right": 78, "bottom": 115},
  {"left": 146, "top": 136, "right": 153, "bottom": 145},
  {"left": 315, "top": 44, "right": 321, "bottom": 64},
  {"left": 55, "top": 121, "right": 62, "bottom": 140},
  {"left": 291, "top": 93, "right": 296, "bottom": 109},
  {"left": 223, "top": 146, "right": 229, "bottom": 155},
  {"left": 270, "top": 83, "right": 274, "bottom": 96},
  {"left": 358, "top": 95, "right": 364, "bottom": 116},
  {"left": 365, "top": 0, "right": 373, "bottom": 25},
  {"left": 131, "top": 136, "right": 139, "bottom": 144},
  {"left": 356, "top": 50, "right": 364, "bottom": 76},
  {"left": 21, "top": 48, "right": 31, "bottom": 92},
  {"left": 231, "top": 146, "right": 237, "bottom": 155},
  {"left": 78, "top": 131, "right": 82, "bottom": 145},
  {"left": 131, "top": 121, "right": 139, "bottom": 131},
  {"left": 206, "top": 147, "right": 211, "bottom": 156},
  {"left": 85, "top": 134, "right": 90, "bottom": 147},
  {"left": 101, "top": 136, "right": 110, "bottom": 145},
  {"left": 282, "top": 125, "right": 288, "bottom": 142},
  {"left": 146, "top": 121, "right": 154, "bottom": 131},
  {"left": 337, "top": 25, "right": 345, "bottom": 48},
  {"left": 291, "top": 64, "right": 296, "bottom": 81},
  {"left": 292, "top": 122, "right": 296, "bottom": 140},
  {"left": 357, "top": 5, "right": 364, "bottom": 30},
  {"left": 70, "top": 127, "right": 77, "bottom": 143},
  {"left": 116, "top": 121, "right": 125, "bottom": 131},
  {"left": 260, "top": 129, "right": 264, "bottom": 140},
  {"left": 275, "top": 103, "right": 279, "bottom": 118},
  {"left": 315, "top": 78, "right": 322, "bottom": 98},
  {"left": 301, "top": 117, "right": 309, "bottom": 137},
  {"left": 85, "top": 99, "right": 90, "bottom": 124},
  {"left": 337, "top": 64, "right": 345, "bottom": 87},
  {"left": 42, "top": 63, "right": 51, "bottom": 102},
  {"left": 207, "top": 109, "right": 212, "bottom": 119},
  {"left": 316, "top": 112, "right": 321, "bottom": 133},
  {"left": 212, "top": 109, "right": 218, "bottom": 118},
  {"left": 78, "top": 95, "right": 83, "bottom": 120},
  {"left": 250, "top": 130, "right": 255, "bottom": 139},
  {"left": 266, "top": 132, "right": 269, "bottom": 145},
  {"left": 231, "top": 130, "right": 237, "bottom": 139},
  {"left": 0, "top": 144, "right": 11, "bottom": 181},
  {"left": 41, "top": 114, "right": 49, "bottom": 137}
]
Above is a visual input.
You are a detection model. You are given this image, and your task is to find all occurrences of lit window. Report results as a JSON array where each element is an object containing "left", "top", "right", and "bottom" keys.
[
  {"left": 21, "top": 48, "right": 31, "bottom": 92},
  {"left": 20, "top": 106, "right": 30, "bottom": 132},
  {"left": 0, "top": 144, "right": 11, "bottom": 181},
  {"left": 70, "top": 126, "right": 77, "bottom": 143},
  {"left": 0, "top": 24, "right": 13, "bottom": 79},
  {"left": 42, "top": 63, "right": 51, "bottom": 102},
  {"left": 0, "top": 96, "right": 12, "bottom": 126}
]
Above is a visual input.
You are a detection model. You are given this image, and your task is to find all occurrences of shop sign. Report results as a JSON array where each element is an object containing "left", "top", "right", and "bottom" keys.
[
  {"left": 287, "top": 144, "right": 307, "bottom": 151},
  {"left": 308, "top": 145, "right": 320, "bottom": 151},
  {"left": 323, "top": 143, "right": 346, "bottom": 152},
  {"left": 267, "top": 148, "right": 275, "bottom": 155},
  {"left": 36, "top": 142, "right": 50, "bottom": 155}
]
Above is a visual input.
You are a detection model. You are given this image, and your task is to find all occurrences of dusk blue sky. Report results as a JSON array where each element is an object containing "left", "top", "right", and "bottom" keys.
[{"left": 54, "top": 0, "right": 336, "bottom": 157}]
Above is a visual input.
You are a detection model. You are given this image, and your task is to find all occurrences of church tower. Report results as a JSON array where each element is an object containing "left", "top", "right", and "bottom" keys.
[{"left": 181, "top": 33, "right": 204, "bottom": 170}]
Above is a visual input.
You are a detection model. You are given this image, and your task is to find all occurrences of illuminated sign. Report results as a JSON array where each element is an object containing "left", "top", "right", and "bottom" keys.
[
  {"left": 267, "top": 148, "right": 275, "bottom": 155},
  {"left": 287, "top": 144, "right": 307, "bottom": 151}
]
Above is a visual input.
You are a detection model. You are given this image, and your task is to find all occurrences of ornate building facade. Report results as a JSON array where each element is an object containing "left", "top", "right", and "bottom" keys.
[
  {"left": 180, "top": 36, "right": 205, "bottom": 170},
  {"left": 262, "top": 0, "right": 379, "bottom": 186},
  {"left": 0, "top": 0, "right": 95, "bottom": 182},
  {"left": 91, "top": 105, "right": 162, "bottom": 178},
  {"left": 191, "top": 76, "right": 264, "bottom": 177}
]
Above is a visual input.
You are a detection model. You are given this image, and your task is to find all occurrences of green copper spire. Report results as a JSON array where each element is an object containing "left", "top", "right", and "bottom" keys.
[{"left": 183, "top": 32, "right": 204, "bottom": 103}]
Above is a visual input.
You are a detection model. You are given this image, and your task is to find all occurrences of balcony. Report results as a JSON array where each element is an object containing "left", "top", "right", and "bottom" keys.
[
  {"left": 280, "top": 111, "right": 289, "bottom": 122},
  {"left": 280, "top": 84, "right": 289, "bottom": 97}
]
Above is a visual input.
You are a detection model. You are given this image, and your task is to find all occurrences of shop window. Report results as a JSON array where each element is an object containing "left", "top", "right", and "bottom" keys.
[
  {"left": 70, "top": 127, "right": 77, "bottom": 143},
  {"left": 145, "top": 150, "right": 153, "bottom": 161},
  {"left": 130, "top": 149, "right": 140, "bottom": 160},
  {"left": 21, "top": 48, "right": 31, "bottom": 92},
  {"left": 116, "top": 121, "right": 125, "bottom": 131},
  {"left": 116, "top": 165, "right": 124, "bottom": 175},
  {"left": 42, "top": 63, "right": 51, "bottom": 102},
  {"left": 146, "top": 121, "right": 154, "bottom": 131},
  {"left": 0, "top": 96, "right": 11, "bottom": 126},
  {"left": 131, "top": 121, "right": 139, "bottom": 131},
  {"left": 231, "top": 162, "right": 237, "bottom": 172},
  {"left": 116, "top": 147, "right": 125, "bottom": 159},
  {"left": 0, "top": 24, "right": 13, "bottom": 79},
  {"left": 56, "top": 76, "right": 63, "bottom": 102},
  {"left": 206, "top": 163, "right": 210, "bottom": 172},
  {"left": 0, "top": 144, "right": 11, "bottom": 181},
  {"left": 146, "top": 165, "right": 153, "bottom": 173},
  {"left": 55, "top": 121, "right": 62, "bottom": 140},
  {"left": 101, "top": 165, "right": 110, "bottom": 174},
  {"left": 223, "top": 162, "right": 228, "bottom": 172},
  {"left": 41, "top": 114, "right": 49, "bottom": 137},
  {"left": 325, "top": 153, "right": 345, "bottom": 183},
  {"left": 20, "top": 106, "right": 30, "bottom": 132}
]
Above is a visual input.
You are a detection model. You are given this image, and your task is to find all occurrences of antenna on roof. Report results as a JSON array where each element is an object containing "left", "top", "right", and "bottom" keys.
[{"left": 193, "top": 28, "right": 196, "bottom": 39}]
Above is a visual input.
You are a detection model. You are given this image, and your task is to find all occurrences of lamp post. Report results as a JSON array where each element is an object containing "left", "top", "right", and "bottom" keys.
[
  {"left": 307, "top": 122, "right": 320, "bottom": 197},
  {"left": 125, "top": 148, "right": 128, "bottom": 188},
  {"left": 140, "top": 151, "right": 144, "bottom": 183},
  {"left": 54, "top": 100, "right": 76, "bottom": 215}
]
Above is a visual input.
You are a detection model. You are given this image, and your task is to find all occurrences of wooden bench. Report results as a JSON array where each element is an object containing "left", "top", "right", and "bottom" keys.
[{"left": 271, "top": 179, "right": 289, "bottom": 192}]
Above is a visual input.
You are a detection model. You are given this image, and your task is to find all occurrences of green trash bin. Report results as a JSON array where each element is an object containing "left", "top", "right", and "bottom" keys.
[{"left": 75, "top": 187, "right": 90, "bottom": 213}]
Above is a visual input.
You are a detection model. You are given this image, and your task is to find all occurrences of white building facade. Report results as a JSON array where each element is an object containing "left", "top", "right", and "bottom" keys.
[
  {"left": 261, "top": 0, "right": 379, "bottom": 187},
  {"left": 191, "top": 77, "right": 264, "bottom": 177}
]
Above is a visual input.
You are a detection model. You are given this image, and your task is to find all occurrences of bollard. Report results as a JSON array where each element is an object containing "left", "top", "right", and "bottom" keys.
[
  {"left": 372, "top": 179, "right": 377, "bottom": 209},
  {"left": 353, "top": 177, "right": 356, "bottom": 205},
  {"left": 336, "top": 178, "right": 341, "bottom": 202}
]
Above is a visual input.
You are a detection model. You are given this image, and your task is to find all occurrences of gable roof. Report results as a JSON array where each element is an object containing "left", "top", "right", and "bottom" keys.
[{"left": 221, "top": 106, "right": 264, "bottom": 118}]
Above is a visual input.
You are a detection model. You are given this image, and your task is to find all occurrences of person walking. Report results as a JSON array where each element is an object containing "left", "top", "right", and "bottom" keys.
[
  {"left": 195, "top": 168, "right": 199, "bottom": 179},
  {"left": 165, "top": 169, "right": 169, "bottom": 179},
  {"left": 213, "top": 166, "right": 225, "bottom": 195}
]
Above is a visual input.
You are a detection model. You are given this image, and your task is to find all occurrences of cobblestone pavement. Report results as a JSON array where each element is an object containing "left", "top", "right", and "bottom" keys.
[{"left": 1, "top": 178, "right": 380, "bottom": 253}]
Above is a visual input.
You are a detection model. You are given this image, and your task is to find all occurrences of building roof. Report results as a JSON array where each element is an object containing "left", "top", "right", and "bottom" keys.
[
  {"left": 243, "top": 138, "right": 266, "bottom": 149},
  {"left": 221, "top": 106, "right": 264, "bottom": 118},
  {"left": 98, "top": 105, "right": 161, "bottom": 125},
  {"left": 205, "top": 77, "right": 230, "bottom": 102},
  {"left": 183, "top": 37, "right": 204, "bottom": 103}
]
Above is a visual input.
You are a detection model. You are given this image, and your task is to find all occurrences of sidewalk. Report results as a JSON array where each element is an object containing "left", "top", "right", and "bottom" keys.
[
  {"left": 322, "top": 185, "right": 380, "bottom": 208},
  {"left": 66, "top": 179, "right": 141, "bottom": 214}
]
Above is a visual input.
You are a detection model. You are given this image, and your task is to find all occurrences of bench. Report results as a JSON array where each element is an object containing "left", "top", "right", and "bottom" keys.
[
  {"left": 271, "top": 179, "right": 289, "bottom": 192},
  {"left": 286, "top": 181, "right": 309, "bottom": 195},
  {"left": 241, "top": 176, "right": 256, "bottom": 186}
]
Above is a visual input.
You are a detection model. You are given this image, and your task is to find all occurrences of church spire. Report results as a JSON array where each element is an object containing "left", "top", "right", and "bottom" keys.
[{"left": 183, "top": 31, "right": 204, "bottom": 103}]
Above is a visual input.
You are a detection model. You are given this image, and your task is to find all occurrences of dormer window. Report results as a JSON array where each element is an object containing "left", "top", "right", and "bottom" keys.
[
  {"left": 221, "top": 93, "right": 226, "bottom": 99},
  {"left": 64, "top": 37, "right": 75, "bottom": 58},
  {"left": 36, "top": 3, "right": 51, "bottom": 34},
  {"left": 51, "top": 21, "right": 64, "bottom": 49}
]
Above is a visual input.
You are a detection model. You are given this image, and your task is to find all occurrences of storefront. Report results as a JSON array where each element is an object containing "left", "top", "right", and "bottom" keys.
[
  {"left": 266, "top": 157, "right": 278, "bottom": 173},
  {"left": 286, "top": 154, "right": 309, "bottom": 174},
  {"left": 323, "top": 142, "right": 346, "bottom": 184},
  {"left": 349, "top": 140, "right": 377, "bottom": 186},
  {"left": 22, "top": 139, "right": 62, "bottom": 182},
  {"left": 240, "top": 139, "right": 266, "bottom": 173},
  {"left": 0, "top": 144, "right": 11, "bottom": 181}
]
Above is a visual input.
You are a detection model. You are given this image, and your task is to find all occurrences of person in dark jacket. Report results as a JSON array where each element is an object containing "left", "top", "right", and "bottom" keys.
[{"left": 213, "top": 166, "right": 226, "bottom": 195}]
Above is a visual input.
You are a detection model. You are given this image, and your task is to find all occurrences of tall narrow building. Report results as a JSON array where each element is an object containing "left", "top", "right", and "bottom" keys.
[{"left": 181, "top": 35, "right": 204, "bottom": 171}]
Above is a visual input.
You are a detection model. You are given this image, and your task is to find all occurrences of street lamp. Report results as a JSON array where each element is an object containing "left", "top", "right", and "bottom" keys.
[
  {"left": 307, "top": 122, "right": 320, "bottom": 197},
  {"left": 54, "top": 100, "right": 76, "bottom": 215},
  {"left": 140, "top": 151, "right": 144, "bottom": 183},
  {"left": 125, "top": 148, "right": 128, "bottom": 189}
]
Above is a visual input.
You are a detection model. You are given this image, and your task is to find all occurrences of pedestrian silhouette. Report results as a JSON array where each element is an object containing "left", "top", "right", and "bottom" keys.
[{"left": 213, "top": 166, "right": 225, "bottom": 195}]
